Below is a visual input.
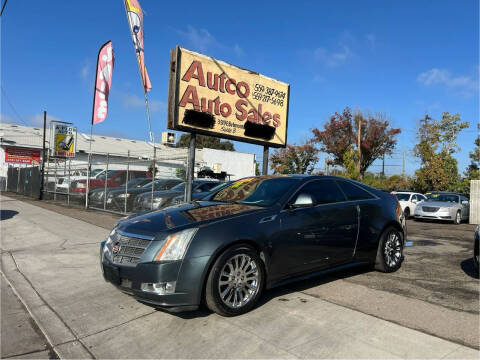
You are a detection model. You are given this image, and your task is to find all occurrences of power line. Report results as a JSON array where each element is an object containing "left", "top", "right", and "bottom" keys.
[
  {"left": 1, "top": 85, "right": 44, "bottom": 139},
  {"left": 0, "top": 0, "right": 7, "bottom": 17}
]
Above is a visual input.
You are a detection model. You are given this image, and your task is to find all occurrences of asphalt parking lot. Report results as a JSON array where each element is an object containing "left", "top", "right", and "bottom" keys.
[{"left": 1, "top": 193, "right": 479, "bottom": 358}]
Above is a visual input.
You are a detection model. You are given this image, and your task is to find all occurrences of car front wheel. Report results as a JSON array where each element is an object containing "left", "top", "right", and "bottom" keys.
[
  {"left": 454, "top": 211, "right": 461, "bottom": 225},
  {"left": 375, "top": 227, "right": 404, "bottom": 273},
  {"left": 205, "top": 244, "right": 265, "bottom": 316}
]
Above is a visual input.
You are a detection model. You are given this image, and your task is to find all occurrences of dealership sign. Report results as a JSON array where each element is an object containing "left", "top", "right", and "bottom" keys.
[
  {"left": 50, "top": 122, "right": 77, "bottom": 157},
  {"left": 5, "top": 147, "right": 41, "bottom": 165},
  {"left": 168, "top": 47, "right": 289, "bottom": 148}
]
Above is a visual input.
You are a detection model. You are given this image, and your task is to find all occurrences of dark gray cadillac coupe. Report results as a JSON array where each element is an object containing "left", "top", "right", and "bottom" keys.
[{"left": 101, "top": 175, "right": 406, "bottom": 316}]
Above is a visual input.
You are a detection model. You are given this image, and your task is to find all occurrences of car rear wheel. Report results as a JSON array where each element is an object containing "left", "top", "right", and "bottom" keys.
[
  {"left": 375, "top": 227, "right": 404, "bottom": 273},
  {"left": 205, "top": 245, "right": 265, "bottom": 316}
]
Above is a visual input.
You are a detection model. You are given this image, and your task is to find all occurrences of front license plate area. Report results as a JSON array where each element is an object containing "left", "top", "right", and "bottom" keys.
[{"left": 103, "top": 264, "right": 120, "bottom": 285}]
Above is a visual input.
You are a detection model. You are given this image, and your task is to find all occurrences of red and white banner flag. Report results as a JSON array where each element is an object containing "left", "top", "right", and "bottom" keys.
[
  {"left": 124, "top": 0, "right": 152, "bottom": 92},
  {"left": 92, "top": 41, "right": 114, "bottom": 125}
]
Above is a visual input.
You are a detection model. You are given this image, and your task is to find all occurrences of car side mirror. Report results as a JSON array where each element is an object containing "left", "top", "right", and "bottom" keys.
[{"left": 290, "top": 193, "right": 314, "bottom": 209}]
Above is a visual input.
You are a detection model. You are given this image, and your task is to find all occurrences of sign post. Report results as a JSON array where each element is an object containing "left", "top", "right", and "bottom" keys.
[
  {"left": 262, "top": 146, "right": 269, "bottom": 175},
  {"left": 185, "top": 133, "right": 196, "bottom": 202}
]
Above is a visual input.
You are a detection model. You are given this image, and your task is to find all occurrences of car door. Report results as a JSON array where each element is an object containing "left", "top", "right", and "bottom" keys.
[
  {"left": 410, "top": 194, "right": 419, "bottom": 212},
  {"left": 460, "top": 196, "right": 470, "bottom": 219},
  {"left": 272, "top": 179, "right": 358, "bottom": 279},
  {"left": 335, "top": 180, "right": 377, "bottom": 258}
]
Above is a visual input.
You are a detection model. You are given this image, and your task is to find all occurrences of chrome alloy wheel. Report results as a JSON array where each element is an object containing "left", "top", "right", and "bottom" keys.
[
  {"left": 456, "top": 211, "right": 461, "bottom": 224},
  {"left": 384, "top": 231, "right": 402, "bottom": 268},
  {"left": 218, "top": 254, "right": 260, "bottom": 309}
]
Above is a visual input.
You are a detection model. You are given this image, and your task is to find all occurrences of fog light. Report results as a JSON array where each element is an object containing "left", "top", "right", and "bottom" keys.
[{"left": 141, "top": 281, "right": 176, "bottom": 295}]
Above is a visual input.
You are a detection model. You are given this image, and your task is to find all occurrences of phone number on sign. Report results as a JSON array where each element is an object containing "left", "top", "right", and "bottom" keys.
[{"left": 252, "top": 84, "right": 286, "bottom": 107}]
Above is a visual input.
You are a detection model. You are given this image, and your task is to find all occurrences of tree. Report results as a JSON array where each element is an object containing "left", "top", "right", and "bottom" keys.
[
  {"left": 176, "top": 134, "right": 235, "bottom": 151},
  {"left": 255, "top": 162, "right": 260, "bottom": 176},
  {"left": 270, "top": 141, "right": 319, "bottom": 174},
  {"left": 465, "top": 123, "right": 480, "bottom": 179},
  {"left": 342, "top": 145, "right": 359, "bottom": 180},
  {"left": 413, "top": 112, "right": 469, "bottom": 192},
  {"left": 458, "top": 123, "right": 480, "bottom": 195},
  {"left": 311, "top": 107, "right": 401, "bottom": 177}
]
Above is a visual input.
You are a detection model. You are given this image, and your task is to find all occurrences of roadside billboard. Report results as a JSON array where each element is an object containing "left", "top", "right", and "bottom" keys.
[
  {"left": 5, "top": 147, "right": 41, "bottom": 165},
  {"left": 168, "top": 47, "right": 289, "bottom": 148},
  {"left": 50, "top": 122, "right": 77, "bottom": 157}
]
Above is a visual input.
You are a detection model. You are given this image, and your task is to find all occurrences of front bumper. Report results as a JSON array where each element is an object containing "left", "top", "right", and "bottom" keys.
[
  {"left": 100, "top": 241, "right": 209, "bottom": 311},
  {"left": 414, "top": 208, "right": 454, "bottom": 221}
]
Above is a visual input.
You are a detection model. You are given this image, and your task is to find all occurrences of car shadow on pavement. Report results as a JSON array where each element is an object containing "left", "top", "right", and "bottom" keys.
[
  {"left": 460, "top": 258, "right": 479, "bottom": 279},
  {"left": 0, "top": 210, "right": 18, "bottom": 220},
  {"left": 155, "top": 264, "right": 373, "bottom": 319}
]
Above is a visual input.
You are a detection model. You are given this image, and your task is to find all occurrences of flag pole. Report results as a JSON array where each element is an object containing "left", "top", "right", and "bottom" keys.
[{"left": 123, "top": 0, "right": 153, "bottom": 143}]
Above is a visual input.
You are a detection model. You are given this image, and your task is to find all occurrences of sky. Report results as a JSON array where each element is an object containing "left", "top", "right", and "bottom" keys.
[{"left": 1, "top": 0, "right": 478, "bottom": 176}]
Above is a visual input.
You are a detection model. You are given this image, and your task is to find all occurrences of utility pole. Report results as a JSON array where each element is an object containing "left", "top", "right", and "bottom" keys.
[
  {"left": 357, "top": 116, "right": 361, "bottom": 181},
  {"left": 381, "top": 154, "right": 385, "bottom": 178}
]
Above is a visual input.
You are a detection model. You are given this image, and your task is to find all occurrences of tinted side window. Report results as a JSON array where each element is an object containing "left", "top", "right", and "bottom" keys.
[
  {"left": 197, "top": 182, "right": 217, "bottom": 192},
  {"left": 337, "top": 181, "right": 374, "bottom": 201},
  {"left": 295, "top": 180, "right": 346, "bottom": 205}
]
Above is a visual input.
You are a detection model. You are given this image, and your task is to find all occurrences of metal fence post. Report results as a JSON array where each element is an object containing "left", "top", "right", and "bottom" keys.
[
  {"left": 17, "top": 165, "right": 20, "bottom": 193},
  {"left": 54, "top": 158, "right": 57, "bottom": 201},
  {"left": 85, "top": 153, "right": 91, "bottom": 209},
  {"left": 63, "top": 159, "right": 67, "bottom": 204},
  {"left": 103, "top": 153, "right": 109, "bottom": 210},
  {"left": 67, "top": 159, "right": 71, "bottom": 205},
  {"left": 125, "top": 150, "right": 130, "bottom": 214},
  {"left": 151, "top": 146, "right": 156, "bottom": 210},
  {"left": 45, "top": 149, "right": 50, "bottom": 199}
]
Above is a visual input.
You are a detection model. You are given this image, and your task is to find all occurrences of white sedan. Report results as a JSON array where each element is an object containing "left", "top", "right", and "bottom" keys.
[{"left": 391, "top": 191, "right": 427, "bottom": 219}]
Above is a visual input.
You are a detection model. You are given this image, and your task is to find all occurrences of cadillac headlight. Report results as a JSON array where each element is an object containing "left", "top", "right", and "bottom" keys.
[{"left": 154, "top": 228, "right": 198, "bottom": 261}]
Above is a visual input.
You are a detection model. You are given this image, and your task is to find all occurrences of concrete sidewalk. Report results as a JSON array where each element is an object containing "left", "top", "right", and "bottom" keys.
[{"left": 1, "top": 195, "right": 478, "bottom": 359}]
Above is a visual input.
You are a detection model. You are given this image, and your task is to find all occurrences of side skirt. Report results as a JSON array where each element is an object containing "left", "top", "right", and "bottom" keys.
[{"left": 266, "top": 261, "right": 370, "bottom": 290}]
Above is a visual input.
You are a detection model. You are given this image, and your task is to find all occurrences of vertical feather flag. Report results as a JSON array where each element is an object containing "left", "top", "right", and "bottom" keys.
[
  {"left": 92, "top": 41, "right": 114, "bottom": 125},
  {"left": 124, "top": 0, "right": 152, "bottom": 92}
]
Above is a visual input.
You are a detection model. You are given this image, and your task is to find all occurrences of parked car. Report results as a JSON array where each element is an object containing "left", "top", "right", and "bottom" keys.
[
  {"left": 71, "top": 170, "right": 147, "bottom": 195},
  {"left": 391, "top": 191, "right": 427, "bottom": 219},
  {"left": 170, "top": 181, "right": 230, "bottom": 206},
  {"left": 133, "top": 180, "right": 221, "bottom": 211},
  {"left": 103, "top": 178, "right": 183, "bottom": 212},
  {"left": 474, "top": 226, "right": 479, "bottom": 277},
  {"left": 89, "top": 178, "right": 152, "bottom": 208},
  {"left": 52, "top": 168, "right": 104, "bottom": 192},
  {"left": 101, "top": 175, "right": 406, "bottom": 316},
  {"left": 413, "top": 192, "right": 469, "bottom": 224}
]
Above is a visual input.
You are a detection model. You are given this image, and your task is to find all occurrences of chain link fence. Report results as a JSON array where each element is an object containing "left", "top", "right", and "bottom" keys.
[{"left": 41, "top": 147, "right": 188, "bottom": 215}]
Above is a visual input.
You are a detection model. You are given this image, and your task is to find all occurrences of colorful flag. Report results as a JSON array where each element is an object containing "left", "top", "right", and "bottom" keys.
[
  {"left": 124, "top": 0, "right": 152, "bottom": 92},
  {"left": 92, "top": 41, "right": 114, "bottom": 125}
]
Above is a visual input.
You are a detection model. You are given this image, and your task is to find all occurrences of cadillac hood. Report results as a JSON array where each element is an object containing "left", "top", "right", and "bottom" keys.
[{"left": 116, "top": 201, "right": 265, "bottom": 239}]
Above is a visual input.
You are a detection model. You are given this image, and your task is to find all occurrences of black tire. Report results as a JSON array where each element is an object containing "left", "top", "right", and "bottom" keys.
[
  {"left": 375, "top": 226, "right": 404, "bottom": 273},
  {"left": 404, "top": 207, "right": 410, "bottom": 220},
  {"left": 474, "top": 237, "right": 479, "bottom": 278},
  {"left": 454, "top": 211, "right": 461, "bottom": 225},
  {"left": 205, "top": 244, "right": 265, "bottom": 316}
]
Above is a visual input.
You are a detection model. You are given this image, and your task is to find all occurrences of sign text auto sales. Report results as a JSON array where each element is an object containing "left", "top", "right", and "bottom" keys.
[{"left": 168, "top": 47, "right": 289, "bottom": 147}]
